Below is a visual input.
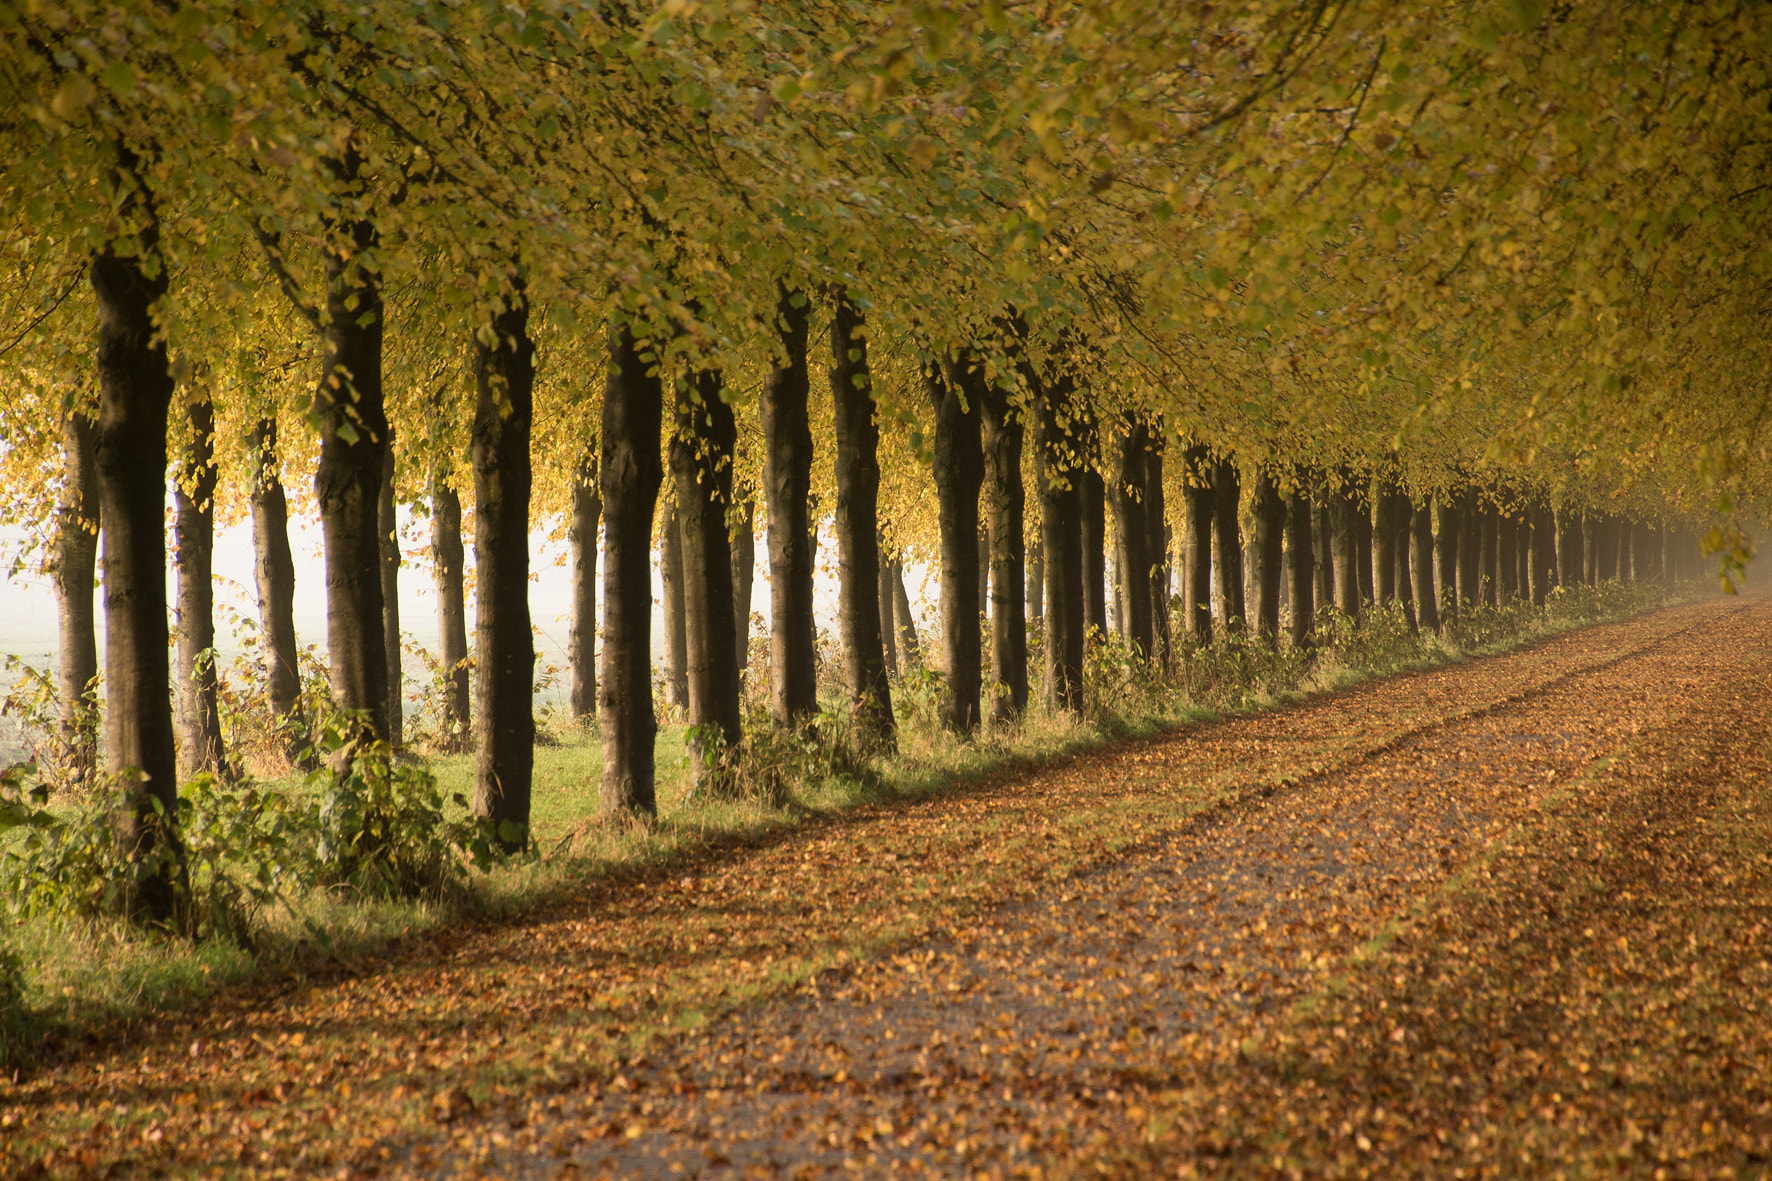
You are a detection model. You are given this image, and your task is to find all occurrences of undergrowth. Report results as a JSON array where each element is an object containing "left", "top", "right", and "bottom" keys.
[{"left": 0, "top": 578, "right": 1699, "bottom": 1068}]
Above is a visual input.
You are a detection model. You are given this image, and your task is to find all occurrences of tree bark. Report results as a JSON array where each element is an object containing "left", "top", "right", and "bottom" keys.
[
  {"left": 1479, "top": 501, "right": 1499, "bottom": 607},
  {"left": 1411, "top": 503, "right": 1440, "bottom": 632},
  {"left": 930, "top": 353, "right": 985, "bottom": 732},
  {"left": 378, "top": 440, "right": 403, "bottom": 746},
  {"left": 1285, "top": 487, "right": 1315, "bottom": 648},
  {"left": 1143, "top": 429, "right": 1171, "bottom": 669},
  {"left": 1455, "top": 488, "right": 1483, "bottom": 608},
  {"left": 174, "top": 392, "right": 226, "bottom": 779},
  {"left": 1330, "top": 472, "right": 1360, "bottom": 616},
  {"left": 1109, "top": 420, "right": 1152, "bottom": 659},
  {"left": 760, "top": 286, "right": 817, "bottom": 727},
  {"left": 51, "top": 407, "right": 100, "bottom": 785},
  {"left": 1595, "top": 515, "right": 1618, "bottom": 582},
  {"left": 599, "top": 320, "right": 663, "bottom": 817},
  {"left": 313, "top": 152, "right": 391, "bottom": 743},
  {"left": 890, "top": 560, "right": 920, "bottom": 667},
  {"left": 1529, "top": 501, "right": 1557, "bottom": 604},
  {"left": 91, "top": 160, "right": 182, "bottom": 922},
  {"left": 1313, "top": 495, "right": 1335, "bottom": 616},
  {"left": 1355, "top": 483, "right": 1375, "bottom": 606},
  {"left": 430, "top": 473, "right": 470, "bottom": 752},
  {"left": 829, "top": 292, "right": 893, "bottom": 739},
  {"left": 671, "top": 366, "right": 744, "bottom": 783},
  {"left": 1212, "top": 456, "right": 1245, "bottom": 629},
  {"left": 980, "top": 377, "right": 1027, "bottom": 719},
  {"left": 1372, "top": 479, "right": 1398, "bottom": 604},
  {"left": 1555, "top": 507, "right": 1584, "bottom": 588},
  {"left": 1434, "top": 495, "right": 1460, "bottom": 619},
  {"left": 1498, "top": 512, "right": 1519, "bottom": 602},
  {"left": 877, "top": 539, "right": 898, "bottom": 678},
  {"left": 732, "top": 489, "right": 756, "bottom": 674},
  {"left": 567, "top": 448, "right": 599, "bottom": 723},
  {"left": 659, "top": 500, "right": 689, "bottom": 711},
  {"left": 1395, "top": 495, "right": 1418, "bottom": 629},
  {"left": 248, "top": 418, "right": 305, "bottom": 763},
  {"left": 1251, "top": 469, "right": 1286, "bottom": 644},
  {"left": 1181, "top": 445, "right": 1213, "bottom": 645},
  {"left": 1036, "top": 374, "right": 1084, "bottom": 714},
  {"left": 1081, "top": 464, "right": 1107, "bottom": 639},
  {"left": 471, "top": 288, "right": 535, "bottom": 851}
]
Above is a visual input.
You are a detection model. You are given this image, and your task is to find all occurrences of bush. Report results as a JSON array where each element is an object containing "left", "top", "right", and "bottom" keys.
[
  {"left": 303, "top": 717, "right": 491, "bottom": 901},
  {"left": 0, "top": 940, "right": 31, "bottom": 1068}
]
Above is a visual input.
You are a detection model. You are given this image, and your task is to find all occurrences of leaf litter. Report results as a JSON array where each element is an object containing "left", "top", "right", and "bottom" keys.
[{"left": 2, "top": 597, "right": 1765, "bottom": 1179}]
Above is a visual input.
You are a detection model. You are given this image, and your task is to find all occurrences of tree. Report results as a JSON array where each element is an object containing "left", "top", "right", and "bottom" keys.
[
  {"left": 929, "top": 352, "right": 986, "bottom": 732},
  {"left": 980, "top": 367, "right": 1028, "bottom": 720},
  {"left": 1181, "top": 444, "right": 1214, "bottom": 645},
  {"left": 312, "top": 142, "right": 392, "bottom": 744},
  {"left": 760, "top": 286, "right": 817, "bottom": 728},
  {"left": 830, "top": 290, "right": 894, "bottom": 741},
  {"left": 670, "top": 366, "right": 743, "bottom": 785},
  {"left": 1251, "top": 470, "right": 1287, "bottom": 644},
  {"left": 247, "top": 418, "right": 307, "bottom": 764},
  {"left": 599, "top": 320, "right": 663, "bottom": 817},
  {"left": 471, "top": 284, "right": 535, "bottom": 851},
  {"left": 567, "top": 449, "right": 599, "bottom": 724},
  {"left": 173, "top": 390, "right": 226, "bottom": 778},
  {"left": 91, "top": 148, "right": 182, "bottom": 922},
  {"left": 49, "top": 405, "right": 100, "bottom": 784},
  {"left": 1036, "top": 372, "right": 1085, "bottom": 714}
]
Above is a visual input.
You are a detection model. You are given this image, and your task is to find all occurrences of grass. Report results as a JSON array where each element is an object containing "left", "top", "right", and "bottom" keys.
[{"left": 0, "top": 579, "right": 1705, "bottom": 1068}]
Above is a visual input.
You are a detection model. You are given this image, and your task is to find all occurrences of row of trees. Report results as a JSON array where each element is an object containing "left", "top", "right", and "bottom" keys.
[{"left": 1, "top": 2, "right": 1758, "bottom": 922}]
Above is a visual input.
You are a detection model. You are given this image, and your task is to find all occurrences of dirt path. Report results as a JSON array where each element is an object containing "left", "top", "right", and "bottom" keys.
[{"left": 6, "top": 597, "right": 1769, "bottom": 1179}]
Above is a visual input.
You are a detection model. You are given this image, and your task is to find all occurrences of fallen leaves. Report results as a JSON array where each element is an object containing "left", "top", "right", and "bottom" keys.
[{"left": 1, "top": 599, "right": 1764, "bottom": 1179}]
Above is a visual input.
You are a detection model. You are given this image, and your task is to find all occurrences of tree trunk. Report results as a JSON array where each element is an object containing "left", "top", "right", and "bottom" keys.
[
  {"left": 1372, "top": 479, "right": 1397, "bottom": 604},
  {"left": 732, "top": 489, "right": 756, "bottom": 674},
  {"left": 599, "top": 320, "right": 663, "bottom": 817},
  {"left": 248, "top": 418, "right": 305, "bottom": 764},
  {"left": 977, "top": 525, "right": 991, "bottom": 629},
  {"left": 1434, "top": 495, "right": 1460, "bottom": 619},
  {"left": 91, "top": 167, "right": 182, "bottom": 922},
  {"left": 1109, "top": 421, "right": 1152, "bottom": 659},
  {"left": 51, "top": 407, "right": 101, "bottom": 786},
  {"left": 671, "top": 366, "right": 744, "bottom": 783},
  {"left": 1355, "top": 484, "right": 1375, "bottom": 606},
  {"left": 761, "top": 286, "right": 817, "bottom": 726},
  {"left": 1212, "top": 456, "right": 1245, "bottom": 629},
  {"left": 431, "top": 473, "right": 470, "bottom": 752},
  {"left": 1555, "top": 507, "right": 1584, "bottom": 588},
  {"left": 1498, "top": 512, "right": 1519, "bottom": 601},
  {"left": 471, "top": 289, "right": 535, "bottom": 851},
  {"left": 1582, "top": 514, "right": 1599, "bottom": 586},
  {"left": 1037, "top": 374, "right": 1084, "bottom": 714},
  {"left": 659, "top": 500, "right": 689, "bottom": 711},
  {"left": 1081, "top": 465, "right": 1107, "bottom": 639},
  {"left": 1395, "top": 495, "right": 1418, "bottom": 629},
  {"left": 1595, "top": 515, "right": 1617, "bottom": 582},
  {"left": 174, "top": 392, "right": 226, "bottom": 779},
  {"left": 1181, "top": 445, "right": 1213, "bottom": 645},
  {"left": 930, "top": 353, "right": 985, "bottom": 732},
  {"left": 980, "top": 378, "right": 1027, "bottom": 719},
  {"left": 1529, "top": 502, "right": 1557, "bottom": 604},
  {"left": 1109, "top": 539, "right": 1123, "bottom": 638},
  {"left": 1479, "top": 501, "right": 1499, "bottom": 607},
  {"left": 1330, "top": 474, "right": 1360, "bottom": 616},
  {"left": 1143, "top": 429, "right": 1171, "bottom": 669},
  {"left": 1285, "top": 487, "right": 1315, "bottom": 648},
  {"left": 313, "top": 164, "right": 391, "bottom": 743},
  {"left": 891, "top": 560, "right": 920, "bottom": 667},
  {"left": 1411, "top": 503, "right": 1440, "bottom": 632},
  {"left": 378, "top": 440, "right": 404, "bottom": 746},
  {"left": 1251, "top": 469, "right": 1286, "bottom": 644},
  {"left": 567, "top": 448, "right": 599, "bottom": 723},
  {"left": 1455, "top": 488, "right": 1483, "bottom": 608},
  {"left": 877, "top": 539, "right": 898, "bottom": 678},
  {"left": 1313, "top": 495, "right": 1335, "bottom": 615},
  {"left": 829, "top": 292, "right": 893, "bottom": 740}
]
